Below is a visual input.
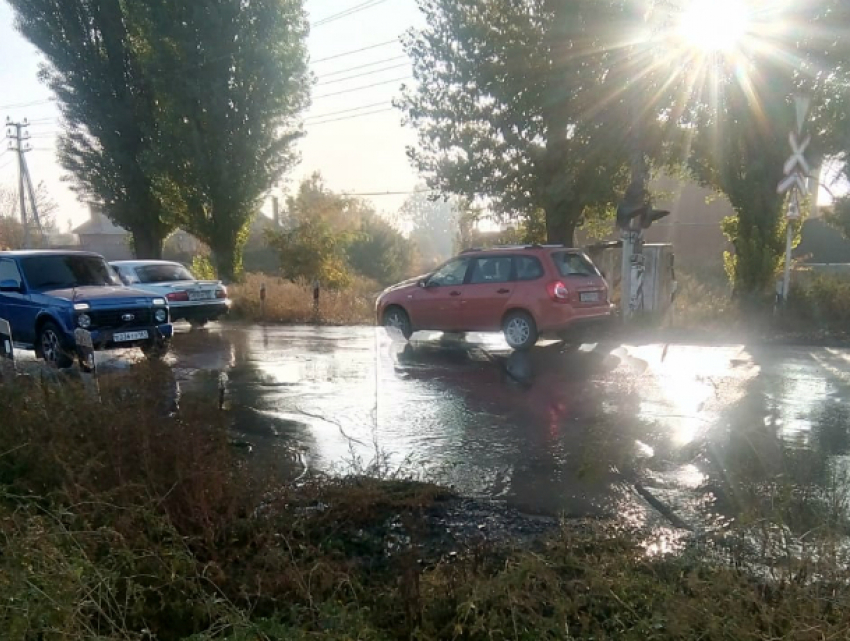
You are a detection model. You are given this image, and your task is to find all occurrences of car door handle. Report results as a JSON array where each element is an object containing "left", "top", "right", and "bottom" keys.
[
  {"left": 450, "top": 291, "right": 462, "bottom": 297},
  {"left": 497, "top": 289, "right": 511, "bottom": 294}
]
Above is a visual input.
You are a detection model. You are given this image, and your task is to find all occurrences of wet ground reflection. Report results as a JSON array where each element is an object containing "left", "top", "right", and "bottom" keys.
[{"left": 165, "top": 325, "right": 850, "bottom": 534}]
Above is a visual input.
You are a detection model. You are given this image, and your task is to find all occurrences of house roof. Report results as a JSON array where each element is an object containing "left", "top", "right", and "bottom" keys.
[{"left": 73, "top": 215, "right": 128, "bottom": 236}]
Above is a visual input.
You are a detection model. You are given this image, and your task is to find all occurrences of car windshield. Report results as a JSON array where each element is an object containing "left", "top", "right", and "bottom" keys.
[
  {"left": 21, "top": 255, "right": 117, "bottom": 290},
  {"left": 552, "top": 251, "right": 599, "bottom": 277},
  {"left": 135, "top": 264, "right": 195, "bottom": 283}
]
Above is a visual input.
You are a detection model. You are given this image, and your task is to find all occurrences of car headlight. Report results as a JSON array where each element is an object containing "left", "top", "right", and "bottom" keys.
[
  {"left": 77, "top": 313, "right": 92, "bottom": 329},
  {"left": 155, "top": 309, "right": 168, "bottom": 324},
  {"left": 152, "top": 298, "right": 166, "bottom": 306}
]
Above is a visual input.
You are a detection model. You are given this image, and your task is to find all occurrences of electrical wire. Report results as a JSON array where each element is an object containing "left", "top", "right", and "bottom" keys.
[
  {"left": 306, "top": 107, "right": 396, "bottom": 126},
  {"left": 317, "top": 62, "right": 409, "bottom": 86},
  {"left": 312, "top": 39, "right": 399, "bottom": 64},
  {"left": 314, "top": 76, "right": 411, "bottom": 100},
  {"left": 313, "top": 0, "right": 391, "bottom": 28},
  {"left": 317, "top": 55, "right": 406, "bottom": 78},
  {"left": 305, "top": 101, "right": 389, "bottom": 121},
  {"left": 0, "top": 98, "right": 53, "bottom": 110},
  {"left": 341, "top": 189, "right": 433, "bottom": 196}
]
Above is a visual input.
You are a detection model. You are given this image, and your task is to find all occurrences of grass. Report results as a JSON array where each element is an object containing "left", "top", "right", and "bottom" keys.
[
  {"left": 4, "top": 365, "right": 850, "bottom": 639},
  {"left": 229, "top": 273, "right": 378, "bottom": 326}
]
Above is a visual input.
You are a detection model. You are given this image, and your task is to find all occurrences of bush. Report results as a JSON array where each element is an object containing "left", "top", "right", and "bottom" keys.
[{"left": 788, "top": 272, "right": 850, "bottom": 329}]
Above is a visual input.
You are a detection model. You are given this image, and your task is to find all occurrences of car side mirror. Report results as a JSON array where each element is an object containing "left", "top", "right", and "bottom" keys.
[
  {"left": 0, "top": 280, "right": 21, "bottom": 293},
  {"left": 419, "top": 279, "right": 428, "bottom": 288}
]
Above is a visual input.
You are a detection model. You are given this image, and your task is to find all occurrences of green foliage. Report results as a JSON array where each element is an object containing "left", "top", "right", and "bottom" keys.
[
  {"left": 399, "top": 0, "right": 680, "bottom": 246},
  {"left": 7, "top": 0, "right": 174, "bottom": 258},
  {"left": 788, "top": 273, "right": 850, "bottom": 329},
  {"left": 268, "top": 174, "right": 414, "bottom": 288},
  {"left": 349, "top": 212, "right": 414, "bottom": 286},
  {"left": 126, "top": 0, "right": 310, "bottom": 280},
  {"left": 191, "top": 255, "right": 217, "bottom": 281},
  {"left": 267, "top": 217, "right": 354, "bottom": 290}
]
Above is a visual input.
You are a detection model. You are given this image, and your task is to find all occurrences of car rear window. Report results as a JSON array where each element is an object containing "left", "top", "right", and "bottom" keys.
[
  {"left": 136, "top": 264, "right": 194, "bottom": 283},
  {"left": 552, "top": 251, "right": 599, "bottom": 278}
]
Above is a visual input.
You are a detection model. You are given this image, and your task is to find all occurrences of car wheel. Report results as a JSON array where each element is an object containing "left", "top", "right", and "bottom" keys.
[
  {"left": 383, "top": 306, "right": 413, "bottom": 340},
  {"left": 503, "top": 311, "right": 538, "bottom": 351},
  {"left": 141, "top": 338, "right": 172, "bottom": 361},
  {"left": 39, "top": 322, "right": 74, "bottom": 369}
]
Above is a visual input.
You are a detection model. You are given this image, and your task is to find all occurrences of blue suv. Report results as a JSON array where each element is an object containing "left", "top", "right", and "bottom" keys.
[{"left": 0, "top": 250, "right": 173, "bottom": 369}]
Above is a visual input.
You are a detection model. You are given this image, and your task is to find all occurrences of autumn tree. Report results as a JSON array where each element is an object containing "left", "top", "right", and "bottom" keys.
[
  {"left": 127, "top": 0, "right": 310, "bottom": 280},
  {"left": 8, "top": 0, "right": 174, "bottom": 258},
  {"left": 401, "top": 191, "right": 462, "bottom": 267}
]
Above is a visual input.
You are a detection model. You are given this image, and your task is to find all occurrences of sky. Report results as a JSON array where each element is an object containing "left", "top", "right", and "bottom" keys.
[{"left": 0, "top": 0, "right": 424, "bottom": 232}]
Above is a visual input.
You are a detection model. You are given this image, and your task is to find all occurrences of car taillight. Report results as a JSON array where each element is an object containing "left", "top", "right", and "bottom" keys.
[
  {"left": 547, "top": 281, "right": 570, "bottom": 303},
  {"left": 215, "top": 287, "right": 227, "bottom": 299},
  {"left": 167, "top": 291, "right": 190, "bottom": 302}
]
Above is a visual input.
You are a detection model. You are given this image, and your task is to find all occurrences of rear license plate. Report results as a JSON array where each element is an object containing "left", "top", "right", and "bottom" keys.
[
  {"left": 188, "top": 290, "right": 215, "bottom": 301},
  {"left": 580, "top": 292, "right": 601, "bottom": 303},
  {"left": 113, "top": 330, "right": 149, "bottom": 343}
]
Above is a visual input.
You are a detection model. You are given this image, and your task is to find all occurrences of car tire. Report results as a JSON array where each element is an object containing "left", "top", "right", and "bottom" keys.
[
  {"left": 142, "top": 338, "right": 172, "bottom": 361},
  {"left": 503, "top": 311, "right": 538, "bottom": 351},
  {"left": 38, "top": 321, "right": 74, "bottom": 369},
  {"left": 383, "top": 306, "right": 413, "bottom": 340}
]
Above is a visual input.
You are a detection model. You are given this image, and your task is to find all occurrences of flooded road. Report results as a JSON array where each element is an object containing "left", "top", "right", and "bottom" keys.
[{"left": 155, "top": 325, "right": 850, "bottom": 532}]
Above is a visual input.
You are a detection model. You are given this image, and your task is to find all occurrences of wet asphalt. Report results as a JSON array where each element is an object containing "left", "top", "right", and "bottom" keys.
[{"left": 127, "top": 323, "right": 850, "bottom": 536}]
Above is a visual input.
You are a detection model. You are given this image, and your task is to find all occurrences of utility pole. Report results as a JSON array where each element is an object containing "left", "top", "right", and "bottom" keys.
[{"left": 5, "top": 118, "right": 44, "bottom": 249}]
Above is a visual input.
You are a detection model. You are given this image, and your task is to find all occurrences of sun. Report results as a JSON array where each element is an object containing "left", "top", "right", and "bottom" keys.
[{"left": 678, "top": 0, "right": 751, "bottom": 53}]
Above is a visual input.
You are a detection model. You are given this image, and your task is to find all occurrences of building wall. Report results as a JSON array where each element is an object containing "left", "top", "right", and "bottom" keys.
[{"left": 77, "top": 234, "right": 133, "bottom": 261}]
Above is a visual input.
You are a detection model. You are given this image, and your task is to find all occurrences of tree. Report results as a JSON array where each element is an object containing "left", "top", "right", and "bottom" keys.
[
  {"left": 127, "top": 0, "right": 310, "bottom": 280},
  {"left": 268, "top": 174, "right": 414, "bottom": 287},
  {"left": 685, "top": 1, "right": 850, "bottom": 298},
  {"left": 401, "top": 191, "right": 461, "bottom": 267},
  {"left": 398, "top": 0, "right": 679, "bottom": 246},
  {"left": 0, "top": 182, "right": 59, "bottom": 249},
  {"left": 8, "top": 0, "right": 174, "bottom": 258},
  {"left": 348, "top": 212, "right": 414, "bottom": 286}
]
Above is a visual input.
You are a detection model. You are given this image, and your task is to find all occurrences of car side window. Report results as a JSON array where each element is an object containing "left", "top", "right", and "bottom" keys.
[
  {"left": 428, "top": 258, "right": 470, "bottom": 287},
  {"left": 469, "top": 256, "right": 513, "bottom": 285},
  {"left": 0, "top": 259, "right": 22, "bottom": 287},
  {"left": 514, "top": 256, "right": 544, "bottom": 281},
  {"left": 552, "top": 251, "right": 599, "bottom": 277}
]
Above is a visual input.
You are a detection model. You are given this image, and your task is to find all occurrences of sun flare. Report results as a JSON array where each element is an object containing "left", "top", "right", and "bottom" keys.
[{"left": 678, "top": 0, "right": 751, "bottom": 53}]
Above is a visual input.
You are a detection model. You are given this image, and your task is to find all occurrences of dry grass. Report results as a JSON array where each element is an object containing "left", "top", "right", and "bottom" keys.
[
  {"left": 229, "top": 272, "right": 378, "bottom": 325},
  {"left": 4, "top": 366, "right": 850, "bottom": 640}
]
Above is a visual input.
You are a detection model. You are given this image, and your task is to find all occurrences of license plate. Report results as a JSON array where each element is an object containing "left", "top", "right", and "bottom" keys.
[
  {"left": 113, "top": 330, "right": 149, "bottom": 343},
  {"left": 188, "top": 290, "right": 214, "bottom": 301},
  {"left": 580, "top": 292, "right": 600, "bottom": 303}
]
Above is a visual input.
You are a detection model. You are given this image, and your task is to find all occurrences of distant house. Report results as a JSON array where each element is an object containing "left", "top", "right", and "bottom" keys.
[{"left": 73, "top": 204, "right": 133, "bottom": 260}]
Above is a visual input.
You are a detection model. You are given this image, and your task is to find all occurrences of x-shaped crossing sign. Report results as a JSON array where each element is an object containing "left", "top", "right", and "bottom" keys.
[
  {"left": 778, "top": 172, "right": 808, "bottom": 196},
  {"left": 783, "top": 131, "right": 811, "bottom": 177}
]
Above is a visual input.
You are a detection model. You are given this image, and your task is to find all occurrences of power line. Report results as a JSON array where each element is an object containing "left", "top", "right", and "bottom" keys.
[
  {"left": 342, "top": 189, "right": 433, "bottom": 196},
  {"left": 317, "top": 55, "right": 406, "bottom": 78},
  {"left": 306, "top": 101, "right": 389, "bottom": 121},
  {"left": 313, "top": 0, "right": 391, "bottom": 28},
  {"left": 312, "top": 39, "right": 399, "bottom": 64},
  {"left": 307, "top": 107, "right": 396, "bottom": 126},
  {"left": 314, "top": 76, "right": 411, "bottom": 100},
  {"left": 0, "top": 98, "right": 52, "bottom": 110},
  {"left": 317, "top": 62, "right": 409, "bottom": 86}
]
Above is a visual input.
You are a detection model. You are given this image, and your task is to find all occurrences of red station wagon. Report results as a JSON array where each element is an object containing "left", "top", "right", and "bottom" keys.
[{"left": 376, "top": 245, "right": 615, "bottom": 350}]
